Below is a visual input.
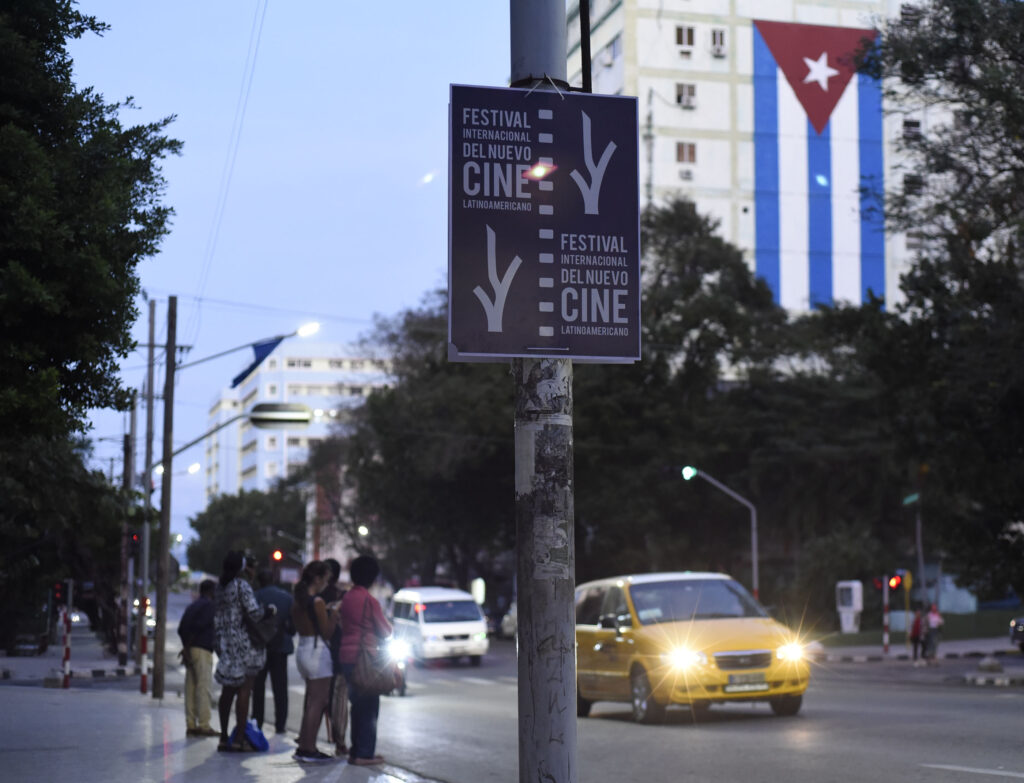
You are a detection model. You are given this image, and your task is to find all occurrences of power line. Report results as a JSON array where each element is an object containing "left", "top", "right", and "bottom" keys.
[{"left": 186, "top": 0, "right": 271, "bottom": 346}]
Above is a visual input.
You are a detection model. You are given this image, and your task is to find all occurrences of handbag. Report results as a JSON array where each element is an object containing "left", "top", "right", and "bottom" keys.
[{"left": 350, "top": 596, "right": 398, "bottom": 695}]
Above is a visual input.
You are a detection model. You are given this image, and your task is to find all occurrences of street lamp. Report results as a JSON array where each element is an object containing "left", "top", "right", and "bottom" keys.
[
  {"left": 681, "top": 466, "right": 760, "bottom": 600},
  {"left": 150, "top": 297, "right": 319, "bottom": 699}
]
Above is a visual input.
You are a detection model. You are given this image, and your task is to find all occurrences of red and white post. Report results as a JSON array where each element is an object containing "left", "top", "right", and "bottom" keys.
[
  {"left": 882, "top": 580, "right": 890, "bottom": 655},
  {"left": 139, "top": 596, "right": 149, "bottom": 694},
  {"left": 61, "top": 606, "right": 71, "bottom": 688}
]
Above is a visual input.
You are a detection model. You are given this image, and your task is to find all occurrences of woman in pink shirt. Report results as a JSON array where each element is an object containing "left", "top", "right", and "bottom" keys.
[{"left": 338, "top": 555, "right": 392, "bottom": 766}]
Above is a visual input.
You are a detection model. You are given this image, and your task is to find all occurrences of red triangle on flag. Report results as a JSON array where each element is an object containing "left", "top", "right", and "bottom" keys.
[{"left": 754, "top": 20, "right": 877, "bottom": 135}]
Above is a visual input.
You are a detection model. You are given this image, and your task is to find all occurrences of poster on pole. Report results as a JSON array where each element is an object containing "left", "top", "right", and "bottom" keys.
[{"left": 448, "top": 84, "right": 640, "bottom": 363}]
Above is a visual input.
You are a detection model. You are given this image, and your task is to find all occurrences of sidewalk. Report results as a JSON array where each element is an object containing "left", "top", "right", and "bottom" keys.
[
  {"left": 0, "top": 623, "right": 138, "bottom": 684},
  {"left": 0, "top": 684, "right": 437, "bottom": 783},
  {"left": 813, "top": 635, "right": 1024, "bottom": 686}
]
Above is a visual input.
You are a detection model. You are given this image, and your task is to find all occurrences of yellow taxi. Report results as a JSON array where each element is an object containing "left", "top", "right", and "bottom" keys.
[{"left": 575, "top": 572, "right": 810, "bottom": 723}]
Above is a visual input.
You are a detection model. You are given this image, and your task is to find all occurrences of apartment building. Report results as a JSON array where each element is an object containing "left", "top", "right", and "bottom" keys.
[
  {"left": 567, "top": 0, "right": 928, "bottom": 311},
  {"left": 204, "top": 341, "right": 390, "bottom": 501}
]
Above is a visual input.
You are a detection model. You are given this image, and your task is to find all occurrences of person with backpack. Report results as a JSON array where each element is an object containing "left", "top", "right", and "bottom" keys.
[{"left": 251, "top": 568, "right": 294, "bottom": 736}]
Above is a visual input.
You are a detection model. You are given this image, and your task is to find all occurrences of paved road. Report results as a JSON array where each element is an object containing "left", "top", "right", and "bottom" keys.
[{"left": 368, "top": 639, "right": 1024, "bottom": 783}]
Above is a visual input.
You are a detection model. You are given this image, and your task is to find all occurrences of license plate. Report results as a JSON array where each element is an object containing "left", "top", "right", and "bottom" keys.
[
  {"left": 724, "top": 682, "right": 770, "bottom": 693},
  {"left": 724, "top": 672, "right": 768, "bottom": 693}
]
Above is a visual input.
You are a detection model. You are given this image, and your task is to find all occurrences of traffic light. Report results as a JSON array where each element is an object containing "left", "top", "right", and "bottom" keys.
[
  {"left": 888, "top": 574, "right": 902, "bottom": 590},
  {"left": 873, "top": 577, "right": 883, "bottom": 591},
  {"left": 54, "top": 581, "right": 65, "bottom": 605},
  {"left": 271, "top": 549, "right": 284, "bottom": 562},
  {"left": 681, "top": 466, "right": 698, "bottom": 481}
]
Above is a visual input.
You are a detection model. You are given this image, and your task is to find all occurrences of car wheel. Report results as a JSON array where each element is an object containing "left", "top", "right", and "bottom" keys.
[
  {"left": 470, "top": 655, "right": 482, "bottom": 667},
  {"left": 577, "top": 683, "right": 592, "bottom": 718},
  {"left": 769, "top": 695, "right": 802, "bottom": 717},
  {"left": 630, "top": 668, "right": 665, "bottom": 724}
]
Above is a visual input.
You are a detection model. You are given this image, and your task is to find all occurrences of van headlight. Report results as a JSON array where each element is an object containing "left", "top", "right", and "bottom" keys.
[
  {"left": 776, "top": 643, "right": 805, "bottom": 661},
  {"left": 661, "top": 648, "right": 707, "bottom": 669},
  {"left": 388, "top": 638, "right": 411, "bottom": 661}
]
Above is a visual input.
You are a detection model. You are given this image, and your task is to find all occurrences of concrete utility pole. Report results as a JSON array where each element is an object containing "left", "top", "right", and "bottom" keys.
[
  {"left": 510, "top": 4, "right": 578, "bottom": 782},
  {"left": 140, "top": 299, "right": 155, "bottom": 673},
  {"left": 153, "top": 295, "right": 176, "bottom": 699}
]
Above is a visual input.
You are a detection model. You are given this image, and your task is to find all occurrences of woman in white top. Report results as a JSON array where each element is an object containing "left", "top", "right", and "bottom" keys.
[{"left": 290, "top": 560, "right": 340, "bottom": 763}]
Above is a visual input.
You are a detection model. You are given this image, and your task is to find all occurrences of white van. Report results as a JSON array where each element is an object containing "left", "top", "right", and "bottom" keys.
[{"left": 391, "top": 586, "right": 489, "bottom": 665}]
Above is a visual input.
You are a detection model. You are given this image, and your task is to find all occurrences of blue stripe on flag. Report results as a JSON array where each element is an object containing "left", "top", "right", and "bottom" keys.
[
  {"left": 753, "top": 28, "right": 780, "bottom": 303},
  {"left": 857, "top": 71, "right": 885, "bottom": 305},
  {"left": 807, "top": 118, "right": 832, "bottom": 308}
]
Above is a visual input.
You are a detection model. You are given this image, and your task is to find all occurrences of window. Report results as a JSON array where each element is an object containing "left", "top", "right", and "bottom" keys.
[
  {"left": 675, "top": 83, "right": 696, "bottom": 108},
  {"left": 287, "top": 437, "right": 302, "bottom": 447},
  {"left": 286, "top": 358, "right": 312, "bottom": 369},
  {"left": 676, "top": 142, "right": 697, "bottom": 164},
  {"left": 575, "top": 586, "right": 606, "bottom": 625},
  {"left": 904, "top": 174, "right": 924, "bottom": 195},
  {"left": 266, "top": 436, "right": 278, "bottom": 449},
  {"left": 266, "top": 383, "right": 278, "bottom": 397},
  {"left": 329, "top": 359, "right": 346, "bottom": 370},
  {"left": 268, "top": 359, "right": 277, "bottom": 370},
  {"left": 349, "top": 386, "right": 364, "bottom": 397},
  {"left": 350, "top": 359, "right": 366, "bottom": 370},
  {"left": 902, "top": 119, "right": 922, "bottom": 140},
  {"left": 601, "top": 586, "right": 631, "bottom": 625},
  {"left": 676, "top": 25, "right": 694, "bottom": 57},
  {"left": 711, "top": 27, "right": 727, "bottom": 56},
  {"left": 265, "top": 462, "right": 278, "bottom": 478},
  {"left": 241, "top": 439, "right": 257, "bottom": 455}
]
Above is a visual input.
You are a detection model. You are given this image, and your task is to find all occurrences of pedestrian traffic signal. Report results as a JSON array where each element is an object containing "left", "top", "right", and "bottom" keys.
[
  {"left": 888, "top": 574, "right": 902, "bottom": 590},
  {"left": 271, "top": 549, "right": 284, "bottom": 562}
]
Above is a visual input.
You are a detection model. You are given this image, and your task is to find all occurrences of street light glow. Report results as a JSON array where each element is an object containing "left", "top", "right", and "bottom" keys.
[
  {"left": 187, "top": 462, "right": 200, "bottom": 474},
  {"left": 358, "top": 525, "right": 369, "bottom": 537},
  {"left": 297, "top": 321, "right": 320, "bottom": 338},
  {"left": 681, "top": 466, "right": 698, "bottom": 480}
]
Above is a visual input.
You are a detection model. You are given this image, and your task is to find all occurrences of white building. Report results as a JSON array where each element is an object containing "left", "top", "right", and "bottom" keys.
[
  {"left": 567, "top": 0, "right": 930, "bottom": 311},
  {"left": 204, "top": 341, "right": 390, "bottom": 501}
]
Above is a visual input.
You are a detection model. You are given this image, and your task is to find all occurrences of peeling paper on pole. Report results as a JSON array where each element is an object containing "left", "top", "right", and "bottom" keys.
[{"left": 532, "top": 515, "right": 571, "bottom": 579}]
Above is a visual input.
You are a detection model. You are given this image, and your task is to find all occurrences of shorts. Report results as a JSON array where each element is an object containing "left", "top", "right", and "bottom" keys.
[{"left": 296, "top": 635, "right": 334, "bottom": 680}]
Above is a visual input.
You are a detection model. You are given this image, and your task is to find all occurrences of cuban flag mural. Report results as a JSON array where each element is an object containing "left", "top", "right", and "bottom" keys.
[{"left": 753, "top": 20, "right": 884, "bottom": 310}]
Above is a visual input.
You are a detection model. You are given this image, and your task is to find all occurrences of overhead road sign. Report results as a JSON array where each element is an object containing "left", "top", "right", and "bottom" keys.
[{"left": 448, "top": 84, "right": 640, "bottom": 363}]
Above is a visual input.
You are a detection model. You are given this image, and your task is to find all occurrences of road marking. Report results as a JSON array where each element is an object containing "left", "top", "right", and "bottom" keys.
[
  {"left": 921, "top": 764, "right": 1024, "bottom": 779},
  {"left": 460, "top": 677, "right": 493, "bottom": 686}
]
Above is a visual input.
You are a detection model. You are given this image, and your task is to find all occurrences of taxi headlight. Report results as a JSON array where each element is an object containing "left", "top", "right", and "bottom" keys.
[
  {"left": 661, "top": 648, "right": 707, "bottom": 669},
  {"left": 776, "top": 643, "right": 805, "bottom": 661}
]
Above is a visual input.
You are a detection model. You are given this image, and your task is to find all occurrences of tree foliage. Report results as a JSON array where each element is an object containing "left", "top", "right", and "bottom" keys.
[
  {"left": 0, "top": 1, "right": 181, "bottom": 439},
  {"left": 311, "top": 292, "right": 515, "bottom": 591},
  {"left": 855, "top": 0, "right": 1024, "bottom": 598},
  {"left": 185, "top": 485, "right": 307, "bottom": 576}
]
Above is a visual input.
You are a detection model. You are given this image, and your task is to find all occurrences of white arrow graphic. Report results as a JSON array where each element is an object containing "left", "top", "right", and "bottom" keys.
[
  {"left": 570, "top": 110, "right": 617, "bottom": 215},
  {"left": 473, "top": 225, "right": 522, "bottom": 333}
]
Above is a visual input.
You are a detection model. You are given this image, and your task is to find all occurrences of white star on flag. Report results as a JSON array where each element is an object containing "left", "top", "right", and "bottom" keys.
[{"left": 802, "top": 51, "right": 840, "bottom": 91}]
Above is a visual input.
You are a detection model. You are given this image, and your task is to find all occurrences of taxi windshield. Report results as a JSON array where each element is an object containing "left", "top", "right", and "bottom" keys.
[
  {"left": 420, "top": 600, "right": 483, "bottom": 623},
  {"left": 629, "top": 579, "right": 767, "bottom": 624}
]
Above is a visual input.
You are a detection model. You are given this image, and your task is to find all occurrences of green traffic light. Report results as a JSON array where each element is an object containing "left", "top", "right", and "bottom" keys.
[{"left": 681, "top": 466, "right": 698, "bottom": 480}]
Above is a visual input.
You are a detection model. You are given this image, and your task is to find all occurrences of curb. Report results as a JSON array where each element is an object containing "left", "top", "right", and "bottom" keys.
[
  {"left": 2, "top": 665, "right": 141, "bottom": 683},
  {"left": 822, "top": 649, "right": 1019, "bottom": 664},
  {"left": 963, "top": 672, "right": 1024, "bottom": 687}
]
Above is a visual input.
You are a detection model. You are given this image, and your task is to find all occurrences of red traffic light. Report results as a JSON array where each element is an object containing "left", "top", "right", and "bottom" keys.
[
  {"left": 271, "top": 549, "right": 284, "bottom": 562},
  {"left": 888, "top": 575, "right": 902, "bottom": 590}
]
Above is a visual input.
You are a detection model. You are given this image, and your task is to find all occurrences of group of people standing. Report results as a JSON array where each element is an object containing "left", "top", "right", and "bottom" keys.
[
  {"left": 177, "top": 551, "right": 391, "bottom": 766},
  {"left": 909, "top": 603, "right": 945, "bottom": 665}
]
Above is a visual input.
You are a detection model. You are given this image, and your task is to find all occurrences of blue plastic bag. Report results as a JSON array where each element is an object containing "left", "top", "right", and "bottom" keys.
[{"left": 228, "top": 719, "right": 269, "bottom": 751}]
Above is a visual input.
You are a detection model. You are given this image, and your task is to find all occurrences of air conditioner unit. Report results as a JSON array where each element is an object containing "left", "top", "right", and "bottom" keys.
[
  {"left": 677, "top": 46, "right": 693, "bottom": 58},
  {"left": 712, "top": 44, "right": 727, "bottom": 58},
  {"left": 679, "top": 96, "right": 696, "bottom": 110},
  {"left": 678, "top": 169, "right": 694, "bottom": 181}
]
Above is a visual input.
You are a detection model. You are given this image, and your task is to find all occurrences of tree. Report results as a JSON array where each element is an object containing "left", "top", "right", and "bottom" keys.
[
  {"left": 0, "top": 2, "right": 181, "bottom": 439},
  {"left": 856, "top": 0, "right": 1024, "bottom": 598},
  {"left": 312, "top": 291, "right": 515, "bottom": 591},
  {"left": 185, "top": 485, "right": 306, "bottom": 576}
]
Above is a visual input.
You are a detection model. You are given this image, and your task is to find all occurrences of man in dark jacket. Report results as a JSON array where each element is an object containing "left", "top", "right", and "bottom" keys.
[
  {"left": 320, "top": 558, "right": 349, "bottom": 755},
  {"left": 178, "top": 579, "right": 218, "bottom": 737},
  {"left": 252, "top": 568, "right": 295, "bottom": 735}
]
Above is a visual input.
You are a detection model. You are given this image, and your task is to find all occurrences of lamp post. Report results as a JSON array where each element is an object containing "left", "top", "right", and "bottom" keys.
[
  {"left": 682, "top": 466, "right": 760, "bottom": 600},
  {"left": 150, "top": 301, "right": 319, "bottom": 699}
]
